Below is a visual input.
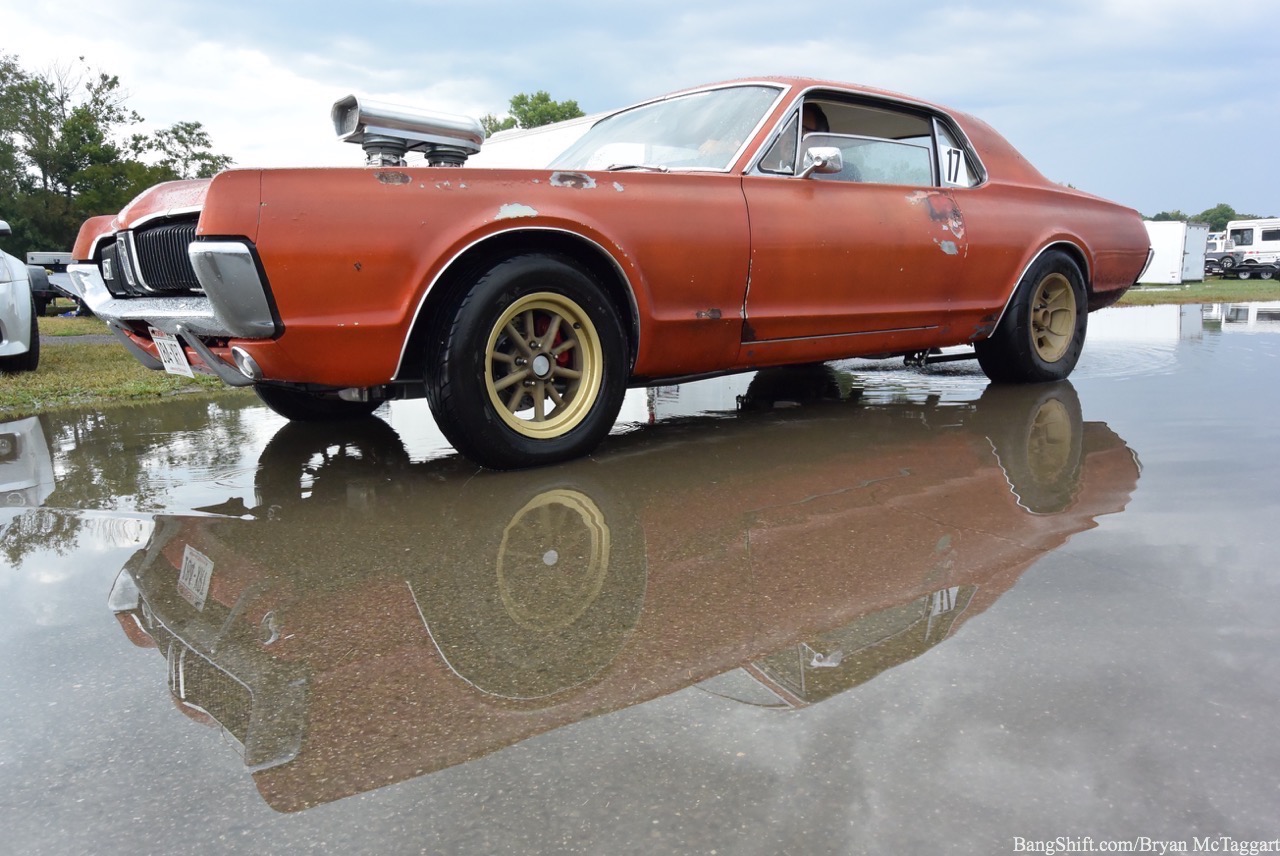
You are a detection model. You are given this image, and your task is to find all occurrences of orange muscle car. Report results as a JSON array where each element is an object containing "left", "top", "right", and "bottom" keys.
[{"left": 67, "top": 77, "right": 1151, "bottom": 468}]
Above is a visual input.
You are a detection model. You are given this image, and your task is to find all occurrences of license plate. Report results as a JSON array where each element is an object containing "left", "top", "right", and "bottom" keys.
[
  {"left": 150, "top": 327, "right": 194, "bottom": 378},
  {"left": 177, "top": 544, "right": 214, "bottom": 611}
]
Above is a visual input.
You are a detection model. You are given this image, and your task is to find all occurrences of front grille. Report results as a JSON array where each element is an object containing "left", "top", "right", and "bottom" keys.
[
  {"left": 128, "top": 220, "right": 203, "bottom": 293},
  {"left": 173, "top": 646, "right": 254, "bottom": 742}
]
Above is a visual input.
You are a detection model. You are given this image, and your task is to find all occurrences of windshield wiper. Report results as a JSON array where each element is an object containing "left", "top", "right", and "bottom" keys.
[{"left": 605, "top": 163, "right": 670, "bottom": 172}]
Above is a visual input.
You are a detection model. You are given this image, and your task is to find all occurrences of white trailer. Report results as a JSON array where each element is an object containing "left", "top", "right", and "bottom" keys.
[{"left": 1139, "top": 220, "right": 1209, "bottom": 284}]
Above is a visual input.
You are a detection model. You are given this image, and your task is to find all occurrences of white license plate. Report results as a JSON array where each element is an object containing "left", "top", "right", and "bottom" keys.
[
  {"left": 150, "top": 327, "right": 194, "bottom": 378},
  {"left": 177, "top": 544, "right": 214, "bottom": 611}
]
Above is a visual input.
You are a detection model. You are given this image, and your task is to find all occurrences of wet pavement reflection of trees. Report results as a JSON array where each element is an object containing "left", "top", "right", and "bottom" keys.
[
  {"left": 2, "top": 397, "right": 261, "bottom": 569},
  {"left": 90, "top": 369, "right": 1139, "bottom": 812}
]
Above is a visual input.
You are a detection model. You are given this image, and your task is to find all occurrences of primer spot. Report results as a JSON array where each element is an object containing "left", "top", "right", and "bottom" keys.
[
  {"left": 374, "top": 171, "right": 411, "bottom": 185},
  {"left": 938, "top": 240, "right": 959, "bottom": 255},
  {"left": 497, "top": 203, "right": 538, "bottom": 219},
  {"left": 550, "top": 171, "right": 597, "bottom": 190}
]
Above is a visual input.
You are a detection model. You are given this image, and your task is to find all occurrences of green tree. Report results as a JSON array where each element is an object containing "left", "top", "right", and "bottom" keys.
[
  {"left": 0, "top": 54, "right": 232, "bottom": 258},
  {"left": 480, "top": 90, "right": 584, "bottom": 137},
  {"left": 1196, "top": 203, "right": 1237, "bottom": 232}
]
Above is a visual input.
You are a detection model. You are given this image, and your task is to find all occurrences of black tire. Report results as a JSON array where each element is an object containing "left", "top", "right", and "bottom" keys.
[
  {"left": 254, "top": 383, "right": 382, "bottom": 421},
  {"left": 976, "top": 250, "right": 1087, "bottom": 384},
  {"left": 1261, "top": 270, "right": 1274, "bottom": 280},
  {"left": 254, "top": 417, "right": 410, "bottom": 508},
  {"left": 409, "top": 470, "right": 647, "bottom": 701},
  {"left": 427, "top": 254, "right": 628, "bottom": 470},
  {"left": 1221, "top": 256, "right": 1236, "bottom": 270},
  {"left": 976, "top": 382, "right": 1083, "bottom": 514},
  {"left": 0, "top": 294, "right": 40, "bottom": 373}
]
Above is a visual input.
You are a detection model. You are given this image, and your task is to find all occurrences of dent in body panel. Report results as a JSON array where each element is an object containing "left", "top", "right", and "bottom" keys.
[{"left": 908, "top": 190, "right": 968, "bottom": 256}]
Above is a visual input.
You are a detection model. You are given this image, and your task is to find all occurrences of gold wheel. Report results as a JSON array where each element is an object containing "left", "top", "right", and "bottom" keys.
[
  {"left": 484, "top": 292, "right": 605, "bottom": 439},
  {"left": 497, "top": 488, "right": 611, "bottom": 632},
  {"left": 1026, "top": 398, "right": 1072, "bottom": 486},
  {"left": 1030, "top": 272, "right": 1077, "bottom": 363}
]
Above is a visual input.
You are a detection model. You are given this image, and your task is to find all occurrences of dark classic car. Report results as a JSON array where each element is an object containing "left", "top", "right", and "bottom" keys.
[{"left": 67, "top": 78, "right": 1151, "bottom": 468}]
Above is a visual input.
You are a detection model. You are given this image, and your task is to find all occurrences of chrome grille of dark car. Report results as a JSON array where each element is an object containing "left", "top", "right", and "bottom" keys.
[{"left": 132, "top": 220, "right": 202, "bottom": 293}]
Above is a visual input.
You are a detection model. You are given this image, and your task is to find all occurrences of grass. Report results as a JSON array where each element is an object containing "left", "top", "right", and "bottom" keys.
[
  {"left": 5, "top": 277, "right": 1278, "bottom": 417},
  {"left": 1118, "top": 276, "right": 1280, "bottom": 306},
  {"left": 1, "top": 317, "right": 245, "bottom": 416}
]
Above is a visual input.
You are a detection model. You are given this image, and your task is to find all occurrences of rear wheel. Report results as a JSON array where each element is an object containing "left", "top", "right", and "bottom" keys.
[
  {"left": 1237, "top": 268, "right": 1252, "bottom": 280},
  {"left": 427, "top": 254, "right": 628, "bottom": 470},
  {"left": 254, "top": 384, "right": 382, "bottom": 421},
  {"left": 976, "top": 250, "right": 1087, "bottom": 384}
]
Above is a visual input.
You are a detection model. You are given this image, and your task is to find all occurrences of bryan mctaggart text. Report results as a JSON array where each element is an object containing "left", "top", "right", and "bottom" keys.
[{"left": 1012, "top": 836, "right": 1280, "bottom": 855}]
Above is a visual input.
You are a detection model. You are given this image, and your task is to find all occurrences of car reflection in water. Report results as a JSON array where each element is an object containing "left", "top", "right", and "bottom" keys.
[
  {"left": 0, "top": 416, "right": 55, "bottom": 508},
  {"left": 107, "top": 367, "right": 1141, "bottom": 813}
]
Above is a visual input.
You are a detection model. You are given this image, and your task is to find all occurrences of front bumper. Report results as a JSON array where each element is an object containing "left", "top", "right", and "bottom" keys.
[{"left": 67, "top": 241, "right": 277, "bottom": 339}]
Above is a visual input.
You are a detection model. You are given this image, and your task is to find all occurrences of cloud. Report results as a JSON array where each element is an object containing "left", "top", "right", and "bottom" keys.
[{"left": 4, "top": 0, "right": 1279, "bottom": 213}]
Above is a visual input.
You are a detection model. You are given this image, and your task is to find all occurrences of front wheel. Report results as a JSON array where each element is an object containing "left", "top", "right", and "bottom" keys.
[
  {"left": 1237, "top": 269, "right": 1252, "bottom": 280},
  {"left": 254, "top": 384, "right": 382, "bottom": 421},
  {"left": 427, "top": 254, "right": 628, "bottom": 470},
  {"left": 976, "top": 250, "right": 1087, "bottom": 384}
]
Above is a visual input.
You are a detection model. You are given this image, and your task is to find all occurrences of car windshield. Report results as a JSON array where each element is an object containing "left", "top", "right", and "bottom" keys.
[{"left": 550, "top": 85, "right": 783, "bottom": 172}]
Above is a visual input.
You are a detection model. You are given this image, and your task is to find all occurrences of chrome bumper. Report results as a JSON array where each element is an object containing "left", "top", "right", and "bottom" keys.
[{"left": 67, "top": 241, "right": 276, "bottom": 339}]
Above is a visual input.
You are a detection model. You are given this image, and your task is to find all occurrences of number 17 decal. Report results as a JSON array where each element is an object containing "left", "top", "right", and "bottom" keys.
[{"left": 944, "top": 147, "right": 966, "bottom": 185}]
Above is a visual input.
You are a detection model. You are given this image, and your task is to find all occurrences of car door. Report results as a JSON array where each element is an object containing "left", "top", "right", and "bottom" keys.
[{"left": 739, "top": 100, "right": 974, "bottom": 345}]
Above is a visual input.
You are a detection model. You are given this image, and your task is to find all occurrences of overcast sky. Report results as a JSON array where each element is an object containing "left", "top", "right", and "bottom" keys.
[{"left": 5, "top": 0, "right": 1278, "bottom": 217}]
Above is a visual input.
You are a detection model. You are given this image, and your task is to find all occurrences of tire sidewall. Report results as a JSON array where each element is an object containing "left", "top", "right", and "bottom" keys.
[
  {"left": 978, "top": 250, "right": 1087, "bottom": 383},
  {"left": 435, "top": 254, "right": 628, "bottom": 470}
]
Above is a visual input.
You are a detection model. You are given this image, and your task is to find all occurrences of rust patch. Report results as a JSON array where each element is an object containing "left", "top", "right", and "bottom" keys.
[
  {"left": 550, "top": 171, "right": 597, "bottom": 190},
  {"left": 374, "top": 171, "right": 412, "bottom": 186},
  {"left": 354, "top": 262, "right": 363, "bottom": 272},
  {"left": 696, "top": 308, "right": 723, "bottom": 320},
  {"left": 908, "top": 190, "right": 966, "bottom": 240}
]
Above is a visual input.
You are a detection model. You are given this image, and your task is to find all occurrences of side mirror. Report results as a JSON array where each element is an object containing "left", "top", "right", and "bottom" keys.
[{"left": 799, "top": 147, "right": 843, "bottom": 179}]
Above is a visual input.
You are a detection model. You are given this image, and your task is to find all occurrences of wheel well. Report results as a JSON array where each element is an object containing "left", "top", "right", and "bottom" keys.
[
  {"left": 1036, "top": 241, "right": 1107, "bottom": 311},
  {"left": 397, "top": 230, "right": 639, "bottom": 383}
]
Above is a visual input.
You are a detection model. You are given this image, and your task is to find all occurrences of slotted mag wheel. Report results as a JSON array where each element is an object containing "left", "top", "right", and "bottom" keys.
[
  {"left": 484, "top": 292, "right": 605, "bottom": 439},
  {"left": 1031, "top": 272, "right": 1077, "bottom": 363}
]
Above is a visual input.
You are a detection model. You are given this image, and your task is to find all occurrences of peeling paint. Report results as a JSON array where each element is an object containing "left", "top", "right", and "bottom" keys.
[
  {"left": 374, "top": 171, "right": 411, "bottom": 186},
  {"left": 613, "top": 182, "right": 625, "bottom": 192},
  {"left": 907, "top": 189, "right": 966, "bottom": 240},
  {"left": 550, "top": 171, "right": 597, "bottom": 190},
  {"left": 354, "top": 262, "right": 363, "bottom": 271},
  {"left": 937, "top": 240, "right": 959, "bottom": 255},
  {"left": 695, "top": 308, "right": 723, "bottom": 320},
  {"left": 496, "top": 203, "right": 539, "bottom": 220}
]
